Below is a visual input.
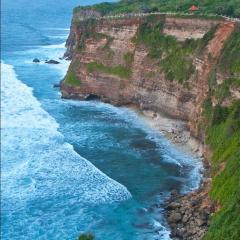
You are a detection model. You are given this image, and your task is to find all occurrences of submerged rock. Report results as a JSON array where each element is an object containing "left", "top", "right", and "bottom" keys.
[
  {"left": 33, "top": 58, "right": 40, "bottom": 63},
  {"left": 53, "top": 83, "right": 61, "bottom": 88}
]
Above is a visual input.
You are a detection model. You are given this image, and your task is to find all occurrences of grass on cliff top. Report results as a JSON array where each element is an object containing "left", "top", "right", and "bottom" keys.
[
  {"left": 202, "top": 100, "right": 240, "bottom": 240},
  {"left": 64, "top": 71, "right": 80, "bottom": 87},
  {"left": 86, "top": 61, "right": 132, "bottom": 79},
  {"left": 74, "top": 0, "right": 240, "bottom": 18}
]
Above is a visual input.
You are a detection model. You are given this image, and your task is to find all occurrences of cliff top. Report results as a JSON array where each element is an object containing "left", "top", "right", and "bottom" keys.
[{"left": 74, "top": 0, "right": 240, "bottom": 18}]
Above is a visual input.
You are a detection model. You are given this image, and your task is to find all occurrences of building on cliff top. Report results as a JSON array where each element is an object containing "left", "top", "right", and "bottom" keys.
[{"left": 189, "top": 5, "right": 199, "bottom": 11}]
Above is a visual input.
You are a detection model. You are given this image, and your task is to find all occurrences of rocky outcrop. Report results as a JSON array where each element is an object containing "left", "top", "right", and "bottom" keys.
[
  {"left": 45, "top": 59, "right": 60, "bottom": 64},
  {"left": 165, "top": 181, "right": 216, "bottom": 240}
]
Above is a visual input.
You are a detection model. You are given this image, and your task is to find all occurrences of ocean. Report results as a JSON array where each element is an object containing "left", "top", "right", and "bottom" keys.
[{"left": 1, "top": 1, "right": 203, "bottom": 239}]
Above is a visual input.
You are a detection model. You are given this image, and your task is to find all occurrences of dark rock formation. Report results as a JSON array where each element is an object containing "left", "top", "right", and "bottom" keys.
[
  {"left": 33, "top": 58, "right": 40, "bottom": 63},
  {"left": 45, "top": 59, "right": 60, "bottom": 64},
  {"left": 165, "top": 181, "right": 216, "bottom": 240},
  {"left": 53, "top": 83, "right": 61, "bottom": 88}
]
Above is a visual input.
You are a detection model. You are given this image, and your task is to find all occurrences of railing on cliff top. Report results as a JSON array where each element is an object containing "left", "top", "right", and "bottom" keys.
[{"left": 76, "top": 11, "right": 240, "bottom": 23}]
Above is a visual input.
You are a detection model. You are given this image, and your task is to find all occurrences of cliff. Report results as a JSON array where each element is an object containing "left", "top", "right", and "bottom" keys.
[
  {"left": 61, "top": 12, "right": 240, "bottom": 240},
  {"left": 62, "top": 15, "right": 235, "bottom": 135}
]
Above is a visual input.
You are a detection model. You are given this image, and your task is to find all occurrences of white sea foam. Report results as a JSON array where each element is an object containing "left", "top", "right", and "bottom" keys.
[
  {"left": 47, "top": 35, "right": 69, "bottom": 40},
  {"left": 1, "top": 62, "right": 131, "bottom": 205},
  {"left": 59, "top": 99, "right": 203, "bottom": 192},
  {"left": 14, "top": 41, "right": 70, "bottom": 76},
  {"left": 41, "top": 42, "right": 66, "bottom": 49},
  {"left": 42, "top": 28, "right": 70, "bottom": 31}
]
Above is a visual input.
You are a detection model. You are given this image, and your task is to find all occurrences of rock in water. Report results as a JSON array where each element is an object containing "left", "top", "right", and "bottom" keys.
[
  {"left": 45, "top": 59, "right": 60, "bottom": 64},
  {"left": 53, "top": 83, "right": 60, "bottom": 88},
  {"left": 33, "top": 58, "right": 40, "bottom": 63}
]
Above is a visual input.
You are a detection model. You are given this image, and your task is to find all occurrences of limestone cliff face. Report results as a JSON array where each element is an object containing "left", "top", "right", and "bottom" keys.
[{"left": 61, "top": 14, "right": 237, "bottom": 139}]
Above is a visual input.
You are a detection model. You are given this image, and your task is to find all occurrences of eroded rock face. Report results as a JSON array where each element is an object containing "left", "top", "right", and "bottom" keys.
[{"left": 162, "top": 17, "right": 221, "bottom": 41}]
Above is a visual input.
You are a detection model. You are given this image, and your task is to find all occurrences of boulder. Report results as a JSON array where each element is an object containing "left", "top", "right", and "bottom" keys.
[
  {"left": 182, "top": 214, "right": 190, "bottom": 223},
  {"left": 168, "top": 212, "right": 182, "bottom": 223},
  {"left": 45, "top": 59, "right": 60, "bottom": 64},
  {"left": 166, "top": 202, "right": 181, "bottom": 210}
]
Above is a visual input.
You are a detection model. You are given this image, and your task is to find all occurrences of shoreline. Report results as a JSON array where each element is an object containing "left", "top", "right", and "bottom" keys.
[
  {"left": 135, "top": 109, "right": 204, "bottom": 157},
  {"left": 129, "top": 106, "right": 212, "bottom": 176},
  {"left": 127, "top": 105, "right": 207, "bottom": 161},
  {"left": 127, "top": 106, "right": 215, "bottom": 240},
  {"left": 60, "top": 93, "right": 215, "bottom": 239}
]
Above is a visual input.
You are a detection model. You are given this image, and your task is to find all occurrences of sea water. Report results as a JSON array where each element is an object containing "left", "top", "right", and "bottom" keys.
[{"left": 1, "top": 1, "right": 203, "bottom": 239}]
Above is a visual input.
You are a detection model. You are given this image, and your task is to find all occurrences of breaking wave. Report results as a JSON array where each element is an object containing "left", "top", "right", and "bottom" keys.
[{"left": 1, "top": 61, "right": 131, "bottom": 239}]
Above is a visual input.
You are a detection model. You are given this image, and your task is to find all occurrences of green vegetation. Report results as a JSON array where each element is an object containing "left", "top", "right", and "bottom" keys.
[
  {"left": 100, "top": 34, "right": 115, "bottom": 58},
  {"left": 86, "top": 61, "right": 132, "bottom": 79},
  {"left": 75, "top": 18, "right": 115, "bottom": 59},
  {"left": 208, "top": 32, "right": 240, "bottom": 103},
  {"left": 124, "top": 52, "right": 134, "bottom": 66},
  {"left": 75, "top": 19, "right": 112, "bottom": 51},
  {"left": 64, "top": 70, "right": 80, "bottom": 87},
  {"left": 76, "top": 18, "right": 97, "bottom": 51},
  {"left": 78, "top": 233, "right": 94, "bottom": 240},
  {"left": 202, "top": 100, "right": 240, "bottom": 240},
  {"left": 214, "top": 78, "right": 240, "bottom": 102},
  {"left": 199, "top": 28, "right": 240, "bottom": 238},
  {"left": 134, "top": 18, "right": 216, "bottom": 83},
  {"left": 218, "top": 25, "right": 240, "bottom": 76},
  {"left": 74, "top": 0, "right": 240, "bottom": 18},
  {"left": 102, "top": 35, "right": 114, "bottom": 50}
]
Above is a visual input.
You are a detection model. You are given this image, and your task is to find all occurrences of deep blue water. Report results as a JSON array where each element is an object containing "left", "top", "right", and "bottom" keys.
[{"left": 1, "top": 1, "right": 202, "bottom": 239}]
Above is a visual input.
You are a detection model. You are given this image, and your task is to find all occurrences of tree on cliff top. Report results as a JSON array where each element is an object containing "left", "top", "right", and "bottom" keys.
[{"left": 74, "top": 0, "right": 240, "bottom": 18}]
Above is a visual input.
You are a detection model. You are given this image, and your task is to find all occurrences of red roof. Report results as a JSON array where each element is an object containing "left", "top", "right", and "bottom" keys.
[{"left": 189, "top": 5, "right": 199, "bottom": 11}]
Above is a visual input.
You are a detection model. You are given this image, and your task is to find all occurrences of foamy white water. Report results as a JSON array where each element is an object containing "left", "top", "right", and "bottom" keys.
[{"left": 1, "top": 62, "right": 131, "bottom": 205}]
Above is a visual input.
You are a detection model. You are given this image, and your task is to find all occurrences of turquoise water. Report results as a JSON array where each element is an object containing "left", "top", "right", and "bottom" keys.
[{"left": 1, "top": 1, "right": 202, "bottom": 239}]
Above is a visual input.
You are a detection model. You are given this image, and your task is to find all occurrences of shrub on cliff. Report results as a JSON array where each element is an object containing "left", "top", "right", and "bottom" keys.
[
  {"left": 86, "top": 61, "right": 132, "bottom": 79},
  {"left": 78, "top": 233, "right": 94, "bottom": 240},
  {"left": 134, "top": 18, "right": 216, "bottom": 83},
  {"left": 64, "top": 70, "right": 80, "bottom": 87},
  {"left": 218, "top": 26, "right": 240, "bottom": 76},
  {"left": 204, "top": 101, "right": 240, "bottom": 240}
]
